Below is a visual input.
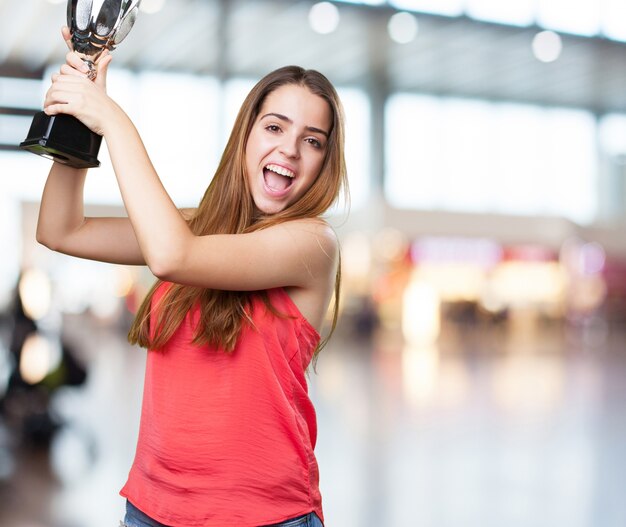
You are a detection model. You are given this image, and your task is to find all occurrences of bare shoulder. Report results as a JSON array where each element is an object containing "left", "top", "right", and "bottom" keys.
[
  {"left": 278, "top": 218, "right": 339, "bottom": 269},
  {"left": 278, "top": 218, "right": 339, "bottom": 331},
  {"left": 279, "top": 217, "right": 338, "bottom": 249}
]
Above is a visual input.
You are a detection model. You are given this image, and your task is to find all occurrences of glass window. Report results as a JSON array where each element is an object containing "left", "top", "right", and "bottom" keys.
[
  {"left": 338, "top": 87, "right": 370, "bottom": 211},
  {"left": 0, "top": 115, "right": 32, "bottom": 145},
  {"left": 223, "top": 78, "right": 257, "bottom": 148},
  {"left": 135, "top": 71, "right": 220, "bottom": 207},
  {"left": 385, "top": 93, "right": 598, "bottom": 224},
  {"left": 0, "top": 77, "right": 43, "bottom": 108}
]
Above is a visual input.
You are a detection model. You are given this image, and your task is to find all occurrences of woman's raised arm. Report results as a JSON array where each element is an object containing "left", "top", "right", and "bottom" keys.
[
  {"left": 36, "top": 31, "right": 145, "bottom": 266},
  {"left": 36, "top": 161, "right": 146, "bottom": 265}
]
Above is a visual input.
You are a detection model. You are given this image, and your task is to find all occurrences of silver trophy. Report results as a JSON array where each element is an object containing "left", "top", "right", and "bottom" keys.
[{"left": 20, "top": 0, "right": 142, "bottom": 168}]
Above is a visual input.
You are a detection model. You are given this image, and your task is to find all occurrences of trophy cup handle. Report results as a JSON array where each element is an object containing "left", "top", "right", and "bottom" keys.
[{"left": 114, "top": 8, "right": 140, "bottom": 46}]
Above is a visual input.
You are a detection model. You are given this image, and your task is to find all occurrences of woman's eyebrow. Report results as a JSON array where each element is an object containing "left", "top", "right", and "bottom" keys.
[{"left": 260, "top": 112, "right": 329, "bottom": 137}]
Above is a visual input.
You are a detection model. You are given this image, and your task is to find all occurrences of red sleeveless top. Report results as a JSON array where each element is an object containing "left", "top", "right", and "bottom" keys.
[{"left": 120, "top": 285, "right": 323, "bottom": 526}]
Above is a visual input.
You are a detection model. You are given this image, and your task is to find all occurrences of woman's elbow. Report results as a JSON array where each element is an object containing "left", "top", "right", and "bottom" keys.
[
  {"left": 35, "top": 228, "right": 58, "bottom": 251},
  {"left": 147, "top": 253, "right": 184, "bottom": 282}
]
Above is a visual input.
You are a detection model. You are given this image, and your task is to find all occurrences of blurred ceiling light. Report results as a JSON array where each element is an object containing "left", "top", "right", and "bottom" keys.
[
  {"left": 140, "top": 0, "right": 166, "bottom": 15},
  {"left": 388, "top": 12, "right": 418, "bottom": 44},
  {"left": 480, "top": 285, "right": 506, "bottom": 314},
  {"left": 411, "top": 236, "right": 502, "bottom": 267},
  {"left": 19, "top": 268, "right": 52, "bottom": 321},
  {"left": 532, "top": 30, "right": 562, "bottom": 63},
  {"left": 580, "top": 242, "right": 606, "bottom": 275},
  {"left": 309, "top": 2, "right": 341, "bottom": 34},
  {"left": 559, "top": 236, "right": 585, "bottom": 271},
  {"left": 560, "top": 237, "right": 606, "bottom": 276},
  {"left": 416, "top": 264, "right": 485, "bottom": 302},
  {"left": 490, "top": 261, "right": 567, "bottom": 307},
  {"left": 19, "top": 334, "right": 59, "bottom": 385},
  {"left": 402, "top": 276, "right": 440, "bottom": 345}
]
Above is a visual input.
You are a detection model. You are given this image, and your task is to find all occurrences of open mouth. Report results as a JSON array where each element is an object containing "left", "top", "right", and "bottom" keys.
[{"left": 263, "top": 163, "right": 295, "bottom": 192}]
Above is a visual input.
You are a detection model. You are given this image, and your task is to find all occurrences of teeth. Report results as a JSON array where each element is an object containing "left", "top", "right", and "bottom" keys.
[{"left": 265, "top": 164, "right": 295, "bottom": 178}]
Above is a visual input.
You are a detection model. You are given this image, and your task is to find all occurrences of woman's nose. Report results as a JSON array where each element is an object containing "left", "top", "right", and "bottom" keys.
[{"left": 279, "top": 135, "right": 300, "bottom": 159}]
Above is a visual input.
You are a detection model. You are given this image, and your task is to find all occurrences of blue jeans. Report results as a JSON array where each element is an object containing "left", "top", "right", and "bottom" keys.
[{"left": 122, "top": 500, "right": 324, "bottom": 527}]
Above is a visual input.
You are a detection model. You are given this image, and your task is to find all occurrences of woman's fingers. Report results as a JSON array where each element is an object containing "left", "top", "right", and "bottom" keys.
[
  {"left": 61, "top": 26, "right": 73, "bottom": 51},
  {"left": 61, "top": 49, "right": 113, "bottom": 88},
  {"left": 94, "top": 52, "right": 113, "bottom": 89},
  {"left": 62, "top": 27, "right": 94, "bottom": 79},
  {"left": 65, "top": 51, "right": 91, "bottom": 74},
  {"left": 43, "top": 78, "right": 109, "bottom": 136},
  {"left": 44, "top": 89, "right": 70, "bottom": 115},
  {"left": 60, "top": 26, "right": 114, "bottom": 88},
  {"left": 44, "top": 99, "right": 66, "bottom": 115},
  {"left": 44, "top": 83, "right": 87, "bottom": 116},
  {"left": 59, "top": 63, "right": 87, "bottom": 78}
]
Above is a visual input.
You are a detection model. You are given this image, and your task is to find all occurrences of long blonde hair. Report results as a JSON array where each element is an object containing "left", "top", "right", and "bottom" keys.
[{"left": 128, "top": 66, "right": 348, "bottom": 357}]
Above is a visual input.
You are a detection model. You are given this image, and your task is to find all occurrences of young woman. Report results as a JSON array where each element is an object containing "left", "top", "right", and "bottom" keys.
[{"left": 36, "top": 28, "right": 347, "bottom": 527}]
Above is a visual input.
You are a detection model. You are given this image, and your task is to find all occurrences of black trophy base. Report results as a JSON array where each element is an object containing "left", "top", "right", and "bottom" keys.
[{"left": 20, "top": 112, "right": 102, "bottom": 169}]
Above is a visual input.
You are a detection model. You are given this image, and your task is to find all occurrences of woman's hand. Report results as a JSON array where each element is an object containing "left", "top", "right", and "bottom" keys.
[{"left": 43, "top": 26, "right": 118, "bottom": 136}]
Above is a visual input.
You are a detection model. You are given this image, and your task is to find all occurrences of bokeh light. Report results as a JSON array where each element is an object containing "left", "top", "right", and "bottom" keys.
[{"left": 309, "top": 2, "right": 341, "bottom": 34}]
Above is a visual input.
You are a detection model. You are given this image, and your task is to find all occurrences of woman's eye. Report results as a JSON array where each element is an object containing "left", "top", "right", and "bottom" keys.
[
  {"left": 307, "top": 138, "right": 322, "bottom": 149},
  {"left": 265, "top": 125, "right": 281, "bottom": 133}
]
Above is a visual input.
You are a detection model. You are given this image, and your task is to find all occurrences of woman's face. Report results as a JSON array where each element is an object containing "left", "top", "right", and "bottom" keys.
[{"left": 245, "top": 84, "right": 332, "bottom": 215}]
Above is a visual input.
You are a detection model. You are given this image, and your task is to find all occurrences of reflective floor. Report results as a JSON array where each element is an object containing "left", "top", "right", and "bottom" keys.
[{"left": 1, "top": 312, "right": 626, "bottom": 527}]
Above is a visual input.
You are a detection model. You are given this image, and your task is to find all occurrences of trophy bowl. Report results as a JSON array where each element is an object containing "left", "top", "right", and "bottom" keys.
[{"left": 19, "top": 0, "right": 142, "bottom": 169}]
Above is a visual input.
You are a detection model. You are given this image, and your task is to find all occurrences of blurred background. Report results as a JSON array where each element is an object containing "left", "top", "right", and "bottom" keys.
[{"left": 2, "top": 0, "right": 626, "bottom": 526}]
